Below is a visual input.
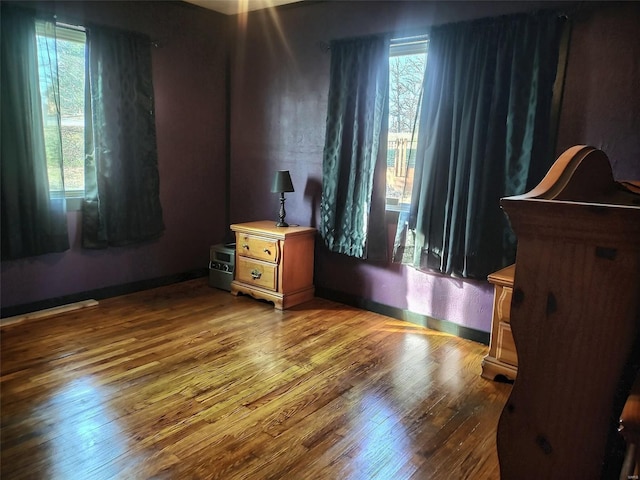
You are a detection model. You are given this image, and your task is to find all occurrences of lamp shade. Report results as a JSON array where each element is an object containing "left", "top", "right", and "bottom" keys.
[{"left": 271, "top": 170, "right": 295, "bottom": 193}]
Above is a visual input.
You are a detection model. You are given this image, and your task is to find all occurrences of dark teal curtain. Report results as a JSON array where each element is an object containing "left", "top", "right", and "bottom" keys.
[
  {"left": 1, "top": 6, "right": 69, "bottom": 260},
  {"left": 320, "top": 35, "right": 389, "bottom": 260},
  {"left": 393, "top": 11, "right": 566, "bottom": 278},
  {"left": 83, "top": 24, "right": 164, "bottom": 248}
]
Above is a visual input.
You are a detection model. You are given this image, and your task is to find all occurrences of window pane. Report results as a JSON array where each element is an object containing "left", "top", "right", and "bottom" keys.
[
  {"left": 36, "top": 24, "right": 86, "bottom": 196},
  {"left": 387, "top": 41, "right": 427, "bottom": 208},
  {"left": 58, "top": 32, "right": 86, "bottom": 193},
  {"left": 36, "top": 24, "right": 64, "bottom": 193}
]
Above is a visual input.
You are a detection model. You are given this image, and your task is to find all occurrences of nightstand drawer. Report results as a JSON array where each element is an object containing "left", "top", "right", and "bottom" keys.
[
  {"left": 237, "top": 234, "right": 279, "bottom": 263},
  {"left": 236, "top": 257, "right": 278, "bottom": 291}
]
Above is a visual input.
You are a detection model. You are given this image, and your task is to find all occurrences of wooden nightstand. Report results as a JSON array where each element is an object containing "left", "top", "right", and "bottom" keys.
[
  {"left": 481, "top": 263, "right": 517, "bottom": 382},
  {"left": 230, "top": 221, "right": 316, "bottom": 310}
]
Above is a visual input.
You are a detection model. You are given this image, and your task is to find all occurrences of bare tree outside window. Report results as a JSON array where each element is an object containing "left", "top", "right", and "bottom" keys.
[{"left": 386, "top": 39, "right": 427, "bottom": 208}]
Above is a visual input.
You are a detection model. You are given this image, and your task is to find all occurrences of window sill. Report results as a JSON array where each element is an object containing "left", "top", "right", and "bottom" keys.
[
  {"left": 385, "top": 202, "right": 410, "bottom": 213},
  {"left": 51, "top": 191, "right": 84, "bottom": 212},
  {"left": 66, "top": 197, "right": 83, "bottom": 211}
]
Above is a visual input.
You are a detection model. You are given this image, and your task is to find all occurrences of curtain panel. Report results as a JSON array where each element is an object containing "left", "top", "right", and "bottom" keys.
[
  {"left": 1, "top": 6, "right": 69, "bottom": 260},
  {"left": 320, "top": 35, "right": 389, "bottom": 261},
  {"left": 393, "top": 11, "right": 567, "bottom": 279},
  {"left": 83, "top": 24, "right": 164, "bottom": 248}
]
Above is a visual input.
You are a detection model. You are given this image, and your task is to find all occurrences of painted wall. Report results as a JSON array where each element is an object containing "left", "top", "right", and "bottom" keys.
[
  {"left": 555, "top": 2, "right": 640, "bottom": 179},
  {"left": 229, "top": 1, "right": 640, "bottom": 334},
  {"left": 1, "top": 1, "right": 229, "bottom": 310},
  {"left": 3, "top": 1, "right": 638, "bottom": 335}
]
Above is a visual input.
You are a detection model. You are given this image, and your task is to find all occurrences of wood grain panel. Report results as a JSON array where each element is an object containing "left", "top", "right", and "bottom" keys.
[
  {"left": 236, "top": 257, "right": 278, "bottom": 291},
  {"left": 237, "top": 234, "right": 279, "bottom": 263},
  {"left": 498, "top": 176, "right": 640, "bottom": 479}
]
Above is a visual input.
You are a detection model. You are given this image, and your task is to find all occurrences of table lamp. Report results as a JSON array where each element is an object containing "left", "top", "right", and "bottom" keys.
[{"left": 271, "top": 170, "right": 294, "bottom": 227}]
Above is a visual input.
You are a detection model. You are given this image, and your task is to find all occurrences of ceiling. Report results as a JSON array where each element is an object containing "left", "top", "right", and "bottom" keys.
[{"left": 183, "top": 0, "right": 302, "bottom": 15}]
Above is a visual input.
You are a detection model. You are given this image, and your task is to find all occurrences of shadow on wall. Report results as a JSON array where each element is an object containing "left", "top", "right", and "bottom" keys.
[{"left": 303, "top": 177, "right": 322, "bottom": 229}]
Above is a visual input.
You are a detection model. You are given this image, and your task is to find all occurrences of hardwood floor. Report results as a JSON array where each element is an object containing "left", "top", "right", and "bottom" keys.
[{"left": 1, "top": 279, "right": 511, "bottom": 479}]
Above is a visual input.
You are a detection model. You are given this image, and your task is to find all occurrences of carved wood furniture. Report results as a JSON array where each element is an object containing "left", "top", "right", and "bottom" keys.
[
  {"left": 619, "top": 372, "right": 640, "bottom": 480},
  {"left": 230, "top": 221, "right": 316, "bottom": 310},
  {"left": 481, "top": 264, "right": 517, "bottom": 381},
  {"left": 495, "top": 145, "right": 640, "bottom": 479}
]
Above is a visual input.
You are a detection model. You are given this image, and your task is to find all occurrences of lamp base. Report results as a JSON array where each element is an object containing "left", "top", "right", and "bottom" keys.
[{"left": 276, "top": 194, "right": 289, "bottom": 228}]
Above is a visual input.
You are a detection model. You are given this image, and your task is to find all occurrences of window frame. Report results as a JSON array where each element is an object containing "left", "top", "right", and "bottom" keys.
[{"left": 35, "top": 20, "right": 87, "bottom": 208}]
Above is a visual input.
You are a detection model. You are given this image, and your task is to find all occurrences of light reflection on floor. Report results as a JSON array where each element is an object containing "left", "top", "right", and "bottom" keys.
[
  {"left": 341, "top": 331, "right": 435, "bottom": 480},
  {"left": 346, "top": 393, "right": 411, "bottom": 480},
  {"left": 437, "top": 344, "right": 463, "bottom": 392},
  {"left": 43, "top": 377, "right": 128, "bottom": 479}
]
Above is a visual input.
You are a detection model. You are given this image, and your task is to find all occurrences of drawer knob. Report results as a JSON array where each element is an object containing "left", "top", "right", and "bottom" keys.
[
  {"left": 242, "top": 243, "right": 249, "bottom": 249},
  {"left": 251, "top": 269, "right": 262, "bottom": 280},
  {"left": 263, "top": 248, "right": 271, "bottom": 255}
]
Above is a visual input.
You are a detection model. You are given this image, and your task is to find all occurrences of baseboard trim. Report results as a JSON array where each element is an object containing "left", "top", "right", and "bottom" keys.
[
  {"left": 1, "top": 299, "right": 99, "bottom": 327},
  {"left": 315, "top": 287, "right": 490, "bottom": 345},
  {"left": 1, "top": 268, "right": 208, "bottom": 320},
  {"left": 3, "top": 273, "right": 489, "bottom": 344}
]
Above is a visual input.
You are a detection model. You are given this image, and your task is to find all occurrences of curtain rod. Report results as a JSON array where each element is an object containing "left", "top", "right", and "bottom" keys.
[
  {"left": 319, "top": 6, "right": 572, "bottom": 53},
  {"left": 5, "top": 1, "right": 164, "bottom": 48},
  {"left": 319, "top": 25, "right": 431, "bottom": 53}
]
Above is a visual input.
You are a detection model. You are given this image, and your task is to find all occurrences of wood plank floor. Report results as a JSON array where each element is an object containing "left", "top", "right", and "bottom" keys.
[{"left": 1, "top": 279, "right": 511, "bottom": 480}]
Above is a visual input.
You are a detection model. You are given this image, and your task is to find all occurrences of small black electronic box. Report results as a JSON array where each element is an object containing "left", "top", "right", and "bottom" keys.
[{"left": 208, "top": 243, "right": 235, "bottom": 291}]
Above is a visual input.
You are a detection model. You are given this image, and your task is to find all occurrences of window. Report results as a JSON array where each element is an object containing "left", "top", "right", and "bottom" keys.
[
  {"left": 36, "top": 21, "right": 86, "bottom": 200},
  {"left": 386, "top": 36, "right": 428, "bottom": 210}
]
